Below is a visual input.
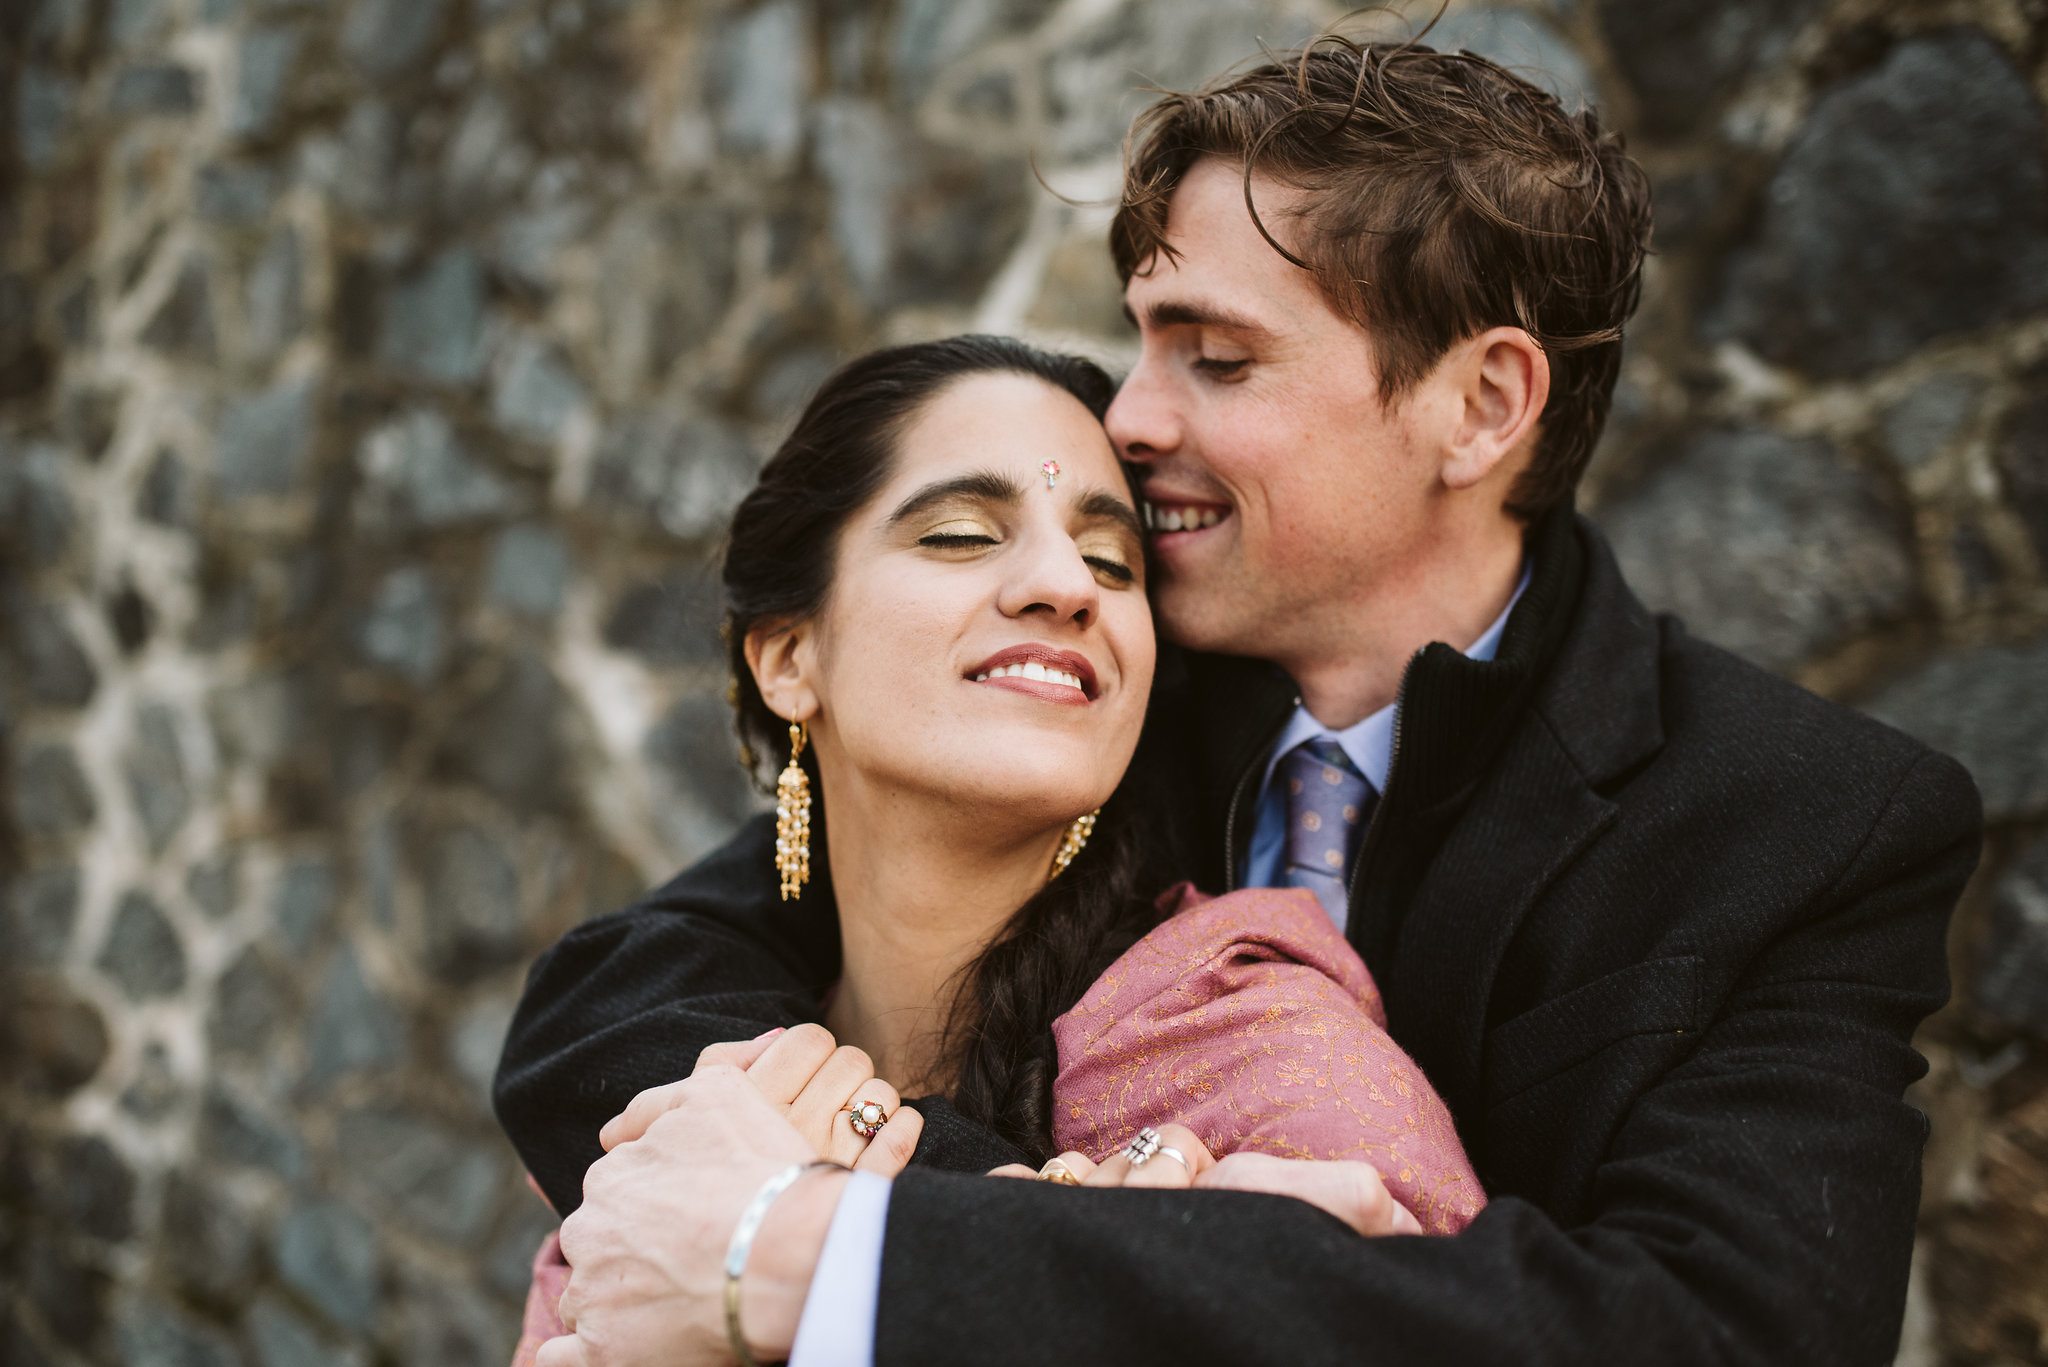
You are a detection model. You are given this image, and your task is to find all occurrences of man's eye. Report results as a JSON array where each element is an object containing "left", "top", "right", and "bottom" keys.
[
  {"left": 1084, "top": 556, "right": 1135, "bottom": 584},
  {"left": 917, "top": 532, "right": 997, "bottom": 548},
  {"left": 1193, "top": 357, "right": 1250, "bottom": 378}
]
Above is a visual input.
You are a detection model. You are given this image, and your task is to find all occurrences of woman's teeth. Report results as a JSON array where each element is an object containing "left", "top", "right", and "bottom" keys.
[
  {"left": 974, "top": 662, "right": 1086, "bottom": 692},
  {"left": 1145, "top": 503, "right": 1223, "bottom": 532}
]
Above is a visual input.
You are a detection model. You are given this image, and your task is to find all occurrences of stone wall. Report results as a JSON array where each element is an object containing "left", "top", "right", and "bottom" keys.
[{"left": 1, "top": 0, "right": 2044, "bottom": 1363}]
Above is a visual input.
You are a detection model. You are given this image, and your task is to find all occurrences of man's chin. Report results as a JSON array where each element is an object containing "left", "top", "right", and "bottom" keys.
[{"left": 1153, "top": 576, "right": 1266, "bottom": 658}]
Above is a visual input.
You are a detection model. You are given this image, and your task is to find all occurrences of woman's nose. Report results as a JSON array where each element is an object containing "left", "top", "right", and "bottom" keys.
[{"left": 998, "top": 532, "right": 1100, "bottom": 629}]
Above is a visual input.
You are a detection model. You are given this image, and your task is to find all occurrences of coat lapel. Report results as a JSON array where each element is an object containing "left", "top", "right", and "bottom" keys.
[{"left": 1386, "top": 715, "right": 1619, "bottom": 1133}]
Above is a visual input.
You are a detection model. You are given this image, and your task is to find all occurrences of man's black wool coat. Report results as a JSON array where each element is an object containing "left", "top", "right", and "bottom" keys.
[{"left": 495, "top": 510, "right": 1983, "bottom": 1367}]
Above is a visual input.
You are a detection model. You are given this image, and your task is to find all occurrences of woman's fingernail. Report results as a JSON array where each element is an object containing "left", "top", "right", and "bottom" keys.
[{"left": 755, "top": 1027, "right": 786, "bottom": 1041}]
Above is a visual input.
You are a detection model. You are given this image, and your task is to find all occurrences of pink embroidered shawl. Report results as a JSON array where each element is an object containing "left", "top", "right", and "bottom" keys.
[
  {"left": 512, "top": 883, "right": 1483, "bottom": 1361},
  {"left": 1050, "top": 884, "right": 1484, "bottom": 1236}
]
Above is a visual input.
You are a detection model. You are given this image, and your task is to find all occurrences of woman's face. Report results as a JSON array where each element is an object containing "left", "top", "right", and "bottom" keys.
[{"left": 763, "top": 371, "right": 1154, "bottom": 835}]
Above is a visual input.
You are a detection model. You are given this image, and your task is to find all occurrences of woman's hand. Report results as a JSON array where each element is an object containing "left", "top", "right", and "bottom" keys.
[
  {"left": 601, "top": 1024, "right": 923, "bottom": 1177},
  {"left": 1199, "top": 1152, "right": 1423, "bottom": 1236},
  {"left": 993, "top": 1134, "right": 1423, "bottom": 1238},
  {"left": 989, "top": 1124, "right": 1214, "bottom": 1187}
]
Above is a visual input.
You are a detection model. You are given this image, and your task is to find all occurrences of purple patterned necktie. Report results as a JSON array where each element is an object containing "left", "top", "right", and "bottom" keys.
[{"left": 1279, "top": 737, "right": 1376, "bottom": 929}]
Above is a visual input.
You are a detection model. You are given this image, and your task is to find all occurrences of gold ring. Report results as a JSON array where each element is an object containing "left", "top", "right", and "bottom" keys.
[
  {"left": 843, "top": 1100, "right": 889, "bottom": 1140},
  {"left": 1037, "top": 1157, "right": 1081, "bottom": 1185}
]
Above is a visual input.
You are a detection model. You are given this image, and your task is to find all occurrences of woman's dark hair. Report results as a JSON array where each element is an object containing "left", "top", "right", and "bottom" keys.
[{"left": 722, "top": 334, "right": 1176, "bottom": 1162}]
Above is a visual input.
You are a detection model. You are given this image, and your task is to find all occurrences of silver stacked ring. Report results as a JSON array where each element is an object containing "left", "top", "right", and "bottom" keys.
[{"left": 1120, "top": 1126, "right": 1163, "bottom": 1167}]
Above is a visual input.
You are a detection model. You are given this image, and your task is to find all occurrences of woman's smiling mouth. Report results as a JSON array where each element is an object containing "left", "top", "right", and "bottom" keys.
[{"left": 966, "top": 646, "right": 1098, "bottom": 703}]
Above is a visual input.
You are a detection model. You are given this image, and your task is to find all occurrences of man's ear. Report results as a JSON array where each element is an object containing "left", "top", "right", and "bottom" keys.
[
  {"left": 743, "top": 619, "right": 819, "bottom": 725},
  {"left": 1441, "top": 327, "right": 1550, "bottom": 491}
]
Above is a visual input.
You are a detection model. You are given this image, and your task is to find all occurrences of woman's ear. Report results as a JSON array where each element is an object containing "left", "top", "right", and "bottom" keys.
[
  {"left": 744, "top": 619, "right": 819, "bottom": 725},
  {"left": 1441, "top": 327, "right": 1550, "bottom": 492}
]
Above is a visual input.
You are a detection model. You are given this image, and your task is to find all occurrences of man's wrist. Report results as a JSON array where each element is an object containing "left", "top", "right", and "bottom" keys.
[{"left": 742, "top": 1166, "right": 853, "bottom": 1360}]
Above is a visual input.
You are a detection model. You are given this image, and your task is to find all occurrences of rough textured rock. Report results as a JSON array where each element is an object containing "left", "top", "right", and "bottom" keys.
[
  {"left": 303, "top": 946, "right": 403, "bottom": 1088},
  {"left": 2000, "top": 388, "right": 2048, "bottom": 563},
  {"left": 1600, "top": 0, "right": 1822, "bottom": 137},
  {"left": 1707, "top": 31, "right": 2048, "bottom": 377},
  {"left": 275, "top": 1200, "right": 381, "bottom": 1334},
  {"left": 215, "top": 375, "right": 315, "bottom": 499},
  {"left": 125, "top": 703, "right": 191, "bottom": 854},
  {"left": 434, "top": 651, "right": 572, "bottom": 816},
  {"left": 1598, "top": 428, "right": 1916, "bottom": 671},
  {"left": 334, "top": 1106, "right": 504, "bottom": 1245},
  {"left": 602, "top": 568, "right": 724, "bottom": 666},
  {"left": 418, "top": 822, "right": 523, "bottom": 980},
  {"left": 96, "top": 891, "right": 187, "bottom": 1001},
  {"left": 1861, "top": 637, "right": 2048, "bottom": 822}
]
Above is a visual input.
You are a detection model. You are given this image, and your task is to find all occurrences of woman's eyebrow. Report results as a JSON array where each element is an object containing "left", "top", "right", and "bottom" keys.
[
  {"left": 887, "top": 470, "right": 1023, "bottom": 524},
  {"left": 1075, "top": 488, "right": 1143, "bottom": 539}
]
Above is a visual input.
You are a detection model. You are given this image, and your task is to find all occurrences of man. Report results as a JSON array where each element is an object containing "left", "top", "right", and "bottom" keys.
[{"left": 499, "top": 39, "right": 1982, "bottom": 1367}]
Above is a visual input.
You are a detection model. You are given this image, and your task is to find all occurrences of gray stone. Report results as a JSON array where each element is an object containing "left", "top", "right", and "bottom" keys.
[
  {"left": 216, "top": 374, "right": 316, "bottom": 499},
  {"left": 646, "top": 692, "right": 758, "bottom": 828},
  {"left": 109, "top": 63, "right": 201, "bottom": 115},
  {"left": 596, "top": 204, "right": 734, "bottom": 388},
  {"left": 814, "top": 99, "right": 896, "bottom": 300},
  {"left": 419, "top": 822, "right": 523, "bottom": 979},
  {"left": 359, "top": 815, "right": 398, "bottom": 929},
  {"left": 449, "top": 994, "right": 515, "bottom": 1106},
  {"left": 491, "top": 335, "right": 584, "bottom": 442},
  {"left": 356, "top": 408, "right": 514, "bottom": 528},
  {"left": 1598, "top": 0, "right": 1820, "bottom": 137},
  {"left": 137, "top": 447, "right": 188, "bottom": 526},
  {"left": 17, "top": 68, "right": 72, "bottom": 169},
  {"left": 304, "top": 946, "right": 404, "bottom": 1088},
  {"left": 112, "top": 0, "right": 170, "bottom": 49},
  {"left": 246, "top": 1295, "right": 365, "bottom": 1367},
  {"left": 484, "top": 523, "right": 568, "bottom": 618},
  {"left": 1977, "top": 839, "right": 2048, "bottom": 1035},
  {"left": 335, "top": 1105, "right": 505, "bottom": 1245},
  {"left": 273, "top": 859, "right": 334, "bottom": 951},
  {"left": 395, "top": 1273, "right": 513, "bottom": 1367},
  {"left": 247, "top": 226, "right": 304, "bottom": 356},
  {"left": 275, "top": 1200, "right": 380, "bottom": 1333},
  {"left": 1861, "top": 637, "right": 2048, "bottom": 822},
  {"left": 200, "top": 1083, "right": 306, "bottom": 1180},
  {"left": 435, "top": 651, "right": 571, "bottom": 815},
  {"left": 1999, "top": 389, "right": 2048, "bottom": 563},
  {"left": 1, "top": 438, "right": 76, "bottom": 565},
  {"left": 589, "top": 409, "right": 755, "bottom": 539},
  {"left": 708, "top": 0, "right": 807, "bottom": 161},
  {"left": 35, "top": 1134, "right": 132, "bottom": 1240},
  {"left": 209, "top": 947, "right": 288, "bottom": 1058},
  {"left": 489, "top": 201, "right": 592, "bottom": 291},
  {"left": 96, "top": 890, "right": 186, "bottom": 1000},
  {"left": 107, "top": 581, "right": 156, "bottom": 654},
  {"left": 187, "top": 852, "right": 238, "bottom": 918},
  {"left": 115, "top": 1294, "right": 245, "bottom": 1367},
  {"left": 163, "top": 1171, "right": 259, "bottom": 1306},
  {"left": 126, "top": 703, "right": 191, "bottom": 854},
  {"left": 11, "top": 977, "right": 108, "bottom": 1096},
  {"left": 120, "top": 1038, "right": 181, "bottom": 1120},
  {"left": 24, "top": 1230, "right": 107, "bottom": 1351},
  {"left": 1879, "top": 374, "right": 1988, "bottom": 471},
  {"left": 1599, "top": 428, "right": 1914, "bottom": 672},
  {"left": 342, "top": 0, "right": 446, "bottom": 80},
  {"left": 10, "top": 865, "right": 79, "bottom": 964},
  {"left": 12, "top": 743, "right": 96, "bottom": 837},
  {"left": 355, "top": 566, "right": 444, "bottom": 684},
  {"left": 15, "top": 599, "right": 98, "bottom": 707},
  {"left": 1707, "top": 32, "right": 2048, "bottom": 378},
  {"left": 602, "top": 567, "right": 724, "bottom": 665},
  {"left": 195, "top": 162, "right": 278, "bottom": 225},
  {"left": 891, "top": 0, "right": 1042, "bottom": 105},
  {"left": 1424, "top": 8, "right": 1594, "bottom": 109},
  {"left": 483, "top": 1193, "right": 559, "bottom": 1299},
  {"left": 229, "top": 27, "right": 301, "bottom": 139},
  {"left": 379, "top": 249, "right": 487, "bottom": 385}
]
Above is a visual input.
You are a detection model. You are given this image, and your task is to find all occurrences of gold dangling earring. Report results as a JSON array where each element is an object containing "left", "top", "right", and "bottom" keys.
[
  {"left": 775, "top": 721, "right": 812, "bottom": 900},
  {"left": 1050, "top": 808, "right": 1100, "bottom": 878}
]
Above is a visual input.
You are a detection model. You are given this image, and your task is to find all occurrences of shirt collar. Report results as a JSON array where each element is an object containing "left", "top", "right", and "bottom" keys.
[{"left": 1259, "top": 559, "right": 1532, "bottom": 797}]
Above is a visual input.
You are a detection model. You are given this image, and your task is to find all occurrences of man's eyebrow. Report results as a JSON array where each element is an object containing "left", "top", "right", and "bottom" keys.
[
  {"left": 887, "top": 470, "right": 1024, "bottom": 524},
  {"left": 1130, "top": 298, "right": 1273, "bottom": 335},
  {"left": 1076, "top": 488, "right": 1144, "bottom": 539}
]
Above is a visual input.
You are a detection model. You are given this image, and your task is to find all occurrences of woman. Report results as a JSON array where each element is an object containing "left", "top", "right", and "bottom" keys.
[{"left": 513, "top": 336, "right": 1477, "bottom": 1358}]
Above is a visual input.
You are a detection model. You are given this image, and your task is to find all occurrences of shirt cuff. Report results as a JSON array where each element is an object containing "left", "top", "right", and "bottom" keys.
[{"left": 788, "top": 1170, "right": 891, "bottom": 1367}]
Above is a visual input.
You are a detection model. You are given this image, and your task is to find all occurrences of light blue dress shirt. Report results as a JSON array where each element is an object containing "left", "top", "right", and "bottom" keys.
[{"left": 789, "top": 565, "right": 1530, "bottom": 1367}]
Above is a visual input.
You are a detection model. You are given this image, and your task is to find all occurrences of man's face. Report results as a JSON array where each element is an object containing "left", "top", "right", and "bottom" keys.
[{"left": 1107, "top": 158, "right": 1447, "bottom": 662}]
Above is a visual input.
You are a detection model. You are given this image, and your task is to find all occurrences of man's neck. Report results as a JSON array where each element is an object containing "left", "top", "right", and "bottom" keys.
[
  {"left": 816, "top": 776, "right": 1064, "bottom": 1093},
  {"left": 1282, "top": 527, "right": 1526, "bottom": 730}
]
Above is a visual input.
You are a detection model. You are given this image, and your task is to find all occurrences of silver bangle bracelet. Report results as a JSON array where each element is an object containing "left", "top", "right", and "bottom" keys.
[{"left": 724, "top": 1159, "right": 850, "bottom": 1367}]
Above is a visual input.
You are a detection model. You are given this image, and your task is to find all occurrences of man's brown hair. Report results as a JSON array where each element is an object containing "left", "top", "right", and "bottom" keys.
[{"left": 1110, "top": 36, "right": 1652, "bottom": 519}]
